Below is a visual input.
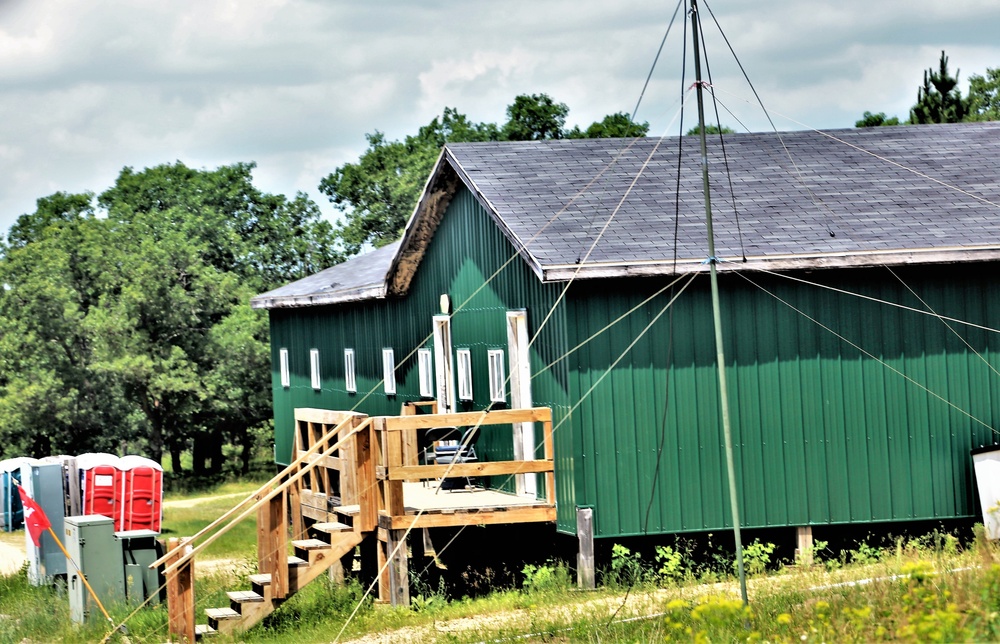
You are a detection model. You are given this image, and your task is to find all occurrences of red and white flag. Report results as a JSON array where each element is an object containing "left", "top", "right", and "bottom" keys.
[{"left": 16, "top": 484, "right": 51, "bottom": 547}]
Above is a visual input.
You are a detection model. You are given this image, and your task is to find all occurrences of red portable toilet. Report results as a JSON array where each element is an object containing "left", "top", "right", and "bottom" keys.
[
  {"left": 77, "top": 453, "right": 122, "bottom": 530},
  {"left": 119, "top": 455, "right": 163, "bottom": 533}
]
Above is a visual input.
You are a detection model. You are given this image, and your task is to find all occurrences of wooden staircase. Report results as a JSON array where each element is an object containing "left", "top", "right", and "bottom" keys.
[
  {"left": 199, "top": 522, "right": 364, "bottom": 636},
  {"left": 153, "top": 404, "right": 557, "bottom": 641},
  {"left": 154, "top": 411, "right": 375, "bottom": 642}
]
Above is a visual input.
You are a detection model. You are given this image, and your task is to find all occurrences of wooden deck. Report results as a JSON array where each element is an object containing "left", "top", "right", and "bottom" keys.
[
  {"left": 157, "top": 405, "right": 559, "bottom": 641},
  {"left": 289, "top": 404, "right": 557, "bottom": 605},
  {"left": 333, "top": 482, "right": 557, "bottom": 530}
]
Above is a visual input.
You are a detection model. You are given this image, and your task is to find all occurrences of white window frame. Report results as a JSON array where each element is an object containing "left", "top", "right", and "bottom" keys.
[
  {"left": 418, "top": 348, "right": 433, "bottom": 398},
  {"left": 344, "top": 349, "right": 357, "bottom": 393},
  {"left": 382, "top": 348, "right": 396, "bottom": 395},
  {"left": 487, "top": 349, "right": 506, "bottom": 403},
  {"left": 279, "top": 348, "right": 290, "bottom": 388},
  {"left": 456, "top": 348, "right": 473, "bottom": 401},
  {"left": 309, "top": 349, "right": 321, "bottom": 390},
  {"left": 433, "top": 315, "right": 455, "bottom": 413},
  {"left": 507, "top": 309, "right": 536, "bottom": 497}
]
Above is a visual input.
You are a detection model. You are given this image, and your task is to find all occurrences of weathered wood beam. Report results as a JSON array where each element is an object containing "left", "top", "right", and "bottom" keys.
[
  {"left": 380, "top": 407, "right": 551, "bottom": 431},
  {"left": 388, "top": 506, "right": 556, "bottom": 530},
  {"left": 387, "top": 460, "right": 553, "bottom": 480}
]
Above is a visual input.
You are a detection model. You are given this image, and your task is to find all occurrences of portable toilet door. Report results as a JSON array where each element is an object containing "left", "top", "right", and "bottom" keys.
[
  {"left": 1, "top": 457, "right": 39, "bottom": 531},
  {"left": 21, "top": 461, "right": 67, "bottom": 585},
  {"left": 77, "top": 453, "right": 122, "bottom": 530},
  {"left": 119, "top": 455, "right": 163, "bottom": 533}
]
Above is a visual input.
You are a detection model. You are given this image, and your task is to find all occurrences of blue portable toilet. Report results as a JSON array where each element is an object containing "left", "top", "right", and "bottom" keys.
[{"left": 1, "top": 458, "right": 39, "bottom": 531}]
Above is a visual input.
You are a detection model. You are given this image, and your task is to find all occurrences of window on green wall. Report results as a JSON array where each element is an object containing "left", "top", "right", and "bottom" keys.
[
  {"left": 487, "top": 349, "right": 506, "bottom": 403},
  {"left": 418, "top": 348, "right": 433, "bottom": 398},
  {"left": 382, "top": 348, "right": 396, "bottom": 395},
  {"left": 344, "top": 349, "right": 357, "bottom": 393},
  {"left": 280, "top": 348, "right": 290, "bottom": 388},
  {"left": 457, "top": 348, "right": 473, "bottom": 401},
  {"left": 309, "top": 349, "right": 321, "bottom": 390}
]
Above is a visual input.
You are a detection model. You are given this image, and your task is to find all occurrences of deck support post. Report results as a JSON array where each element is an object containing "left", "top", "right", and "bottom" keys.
[
  {"left": 387, "top": 529, "right": 410, "bottom": 607},
  {"left": 795, "top": 526, "right": 814, "bottom": 566},
  {"left": 165, "top": 538, "right": 195, "bottom": 644},
  {"left": 577, "top": 507, "right": 595, "bottom": 590},
  {"left": 376, "top": 528, "right": 410, "bottom": 606}
]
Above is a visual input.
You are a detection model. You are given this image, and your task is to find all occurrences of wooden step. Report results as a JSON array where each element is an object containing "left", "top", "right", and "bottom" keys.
[
  {"left": 249, "top": 574, "right": 271, "bottom": 599},
  {"left": 288, "top": 555, "right": 308, "bottom": 566},
  {"left": 194, "top": 623, "right": 217, "bottom": 638},
  {"left": 312, "top": 521, "right": 352, "bottom": 535},
  {"left": 205, "top": 606, "right": 240, "bottom": 634},
  {"left": 205, "top": 607, "right": 240, "bottom": 621},
  {"left": 292, "top": 538, "right": 333, "bottom": 550},
  {"left": 227, "top": 590, "right": 264, "bottom": 604}
]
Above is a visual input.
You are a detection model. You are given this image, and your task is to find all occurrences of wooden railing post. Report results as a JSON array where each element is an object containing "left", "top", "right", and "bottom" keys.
[
  {"left": 257, "top": 489, "right": 288, "bottom": 599},
  {"left": 379, "top": 417, "right": 405, "bottom": 518},
  {"left": 354, "top": 417, "right": 377, "bottom": 532},
  {"left": 399, "top": 403, "right": 420, "bottom": 479},
  {"left": 166, "top": 538, "right": 195, "bottom": 643},
  {"left": 542, "top": 411, "right": 556, "bottom": 502}
]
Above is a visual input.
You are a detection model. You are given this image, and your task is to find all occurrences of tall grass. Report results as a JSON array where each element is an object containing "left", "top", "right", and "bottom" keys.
[{"left": 3, "top": 509, "right": 1000, "bottom": 642}]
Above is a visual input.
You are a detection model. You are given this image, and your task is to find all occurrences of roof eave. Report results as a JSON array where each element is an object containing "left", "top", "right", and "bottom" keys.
[
  {"left": 541, "top": 246, "right": 1000, "bottom": 281},
  {"left": 250, "top": 284, "right": 388, "bottom": 310}
]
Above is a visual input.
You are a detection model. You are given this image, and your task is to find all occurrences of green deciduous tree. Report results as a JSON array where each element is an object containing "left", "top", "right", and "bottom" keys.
[
  {"left": 910, "top": 51, "right": 969, "bottom": 124},
  {"left": 0, "top": 198, "right": 134, "bottom": 457},
  {"left": 320, "top": 95, "right": 649, "bottom": 254},
  {"left": 855, "top": 111, "right": 901, "bottom": 127},
  {"left": 501, "top": 93, "right": 570, "bottom": 141},
  {"left": 684, "top": 124, "right": 736, "bottom": 136},
  {"left": 567, "top": 112, "right": 650, "bottom": 139},
  {"left": 0, "top": 163, "right": 339, "bottom": 475},
  {"left": 968, "top": 67, "right": 1000, "bottom": 121}
]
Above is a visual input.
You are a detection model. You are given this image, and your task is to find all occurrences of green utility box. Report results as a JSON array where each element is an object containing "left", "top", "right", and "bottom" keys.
[
  {"left": 64, "top": 515, "right": 124, "bottom": 623},
  {"left": 116, "top": 530, "right": 164, "bottom": 605}
]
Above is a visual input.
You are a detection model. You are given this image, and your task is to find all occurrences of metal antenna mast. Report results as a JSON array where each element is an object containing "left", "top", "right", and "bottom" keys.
[{"left": 689, "top": 0, "right": 748, "bottom": 605}]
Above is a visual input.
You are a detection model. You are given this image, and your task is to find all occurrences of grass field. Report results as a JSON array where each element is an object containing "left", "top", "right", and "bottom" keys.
[{"left": 3, "top": 485, "right": 1000, "bottom": 642}]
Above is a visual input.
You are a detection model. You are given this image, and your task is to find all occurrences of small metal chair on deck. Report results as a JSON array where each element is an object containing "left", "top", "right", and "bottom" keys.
[{"left": 427, "top": 426, "right": 480, "bottom": 490}]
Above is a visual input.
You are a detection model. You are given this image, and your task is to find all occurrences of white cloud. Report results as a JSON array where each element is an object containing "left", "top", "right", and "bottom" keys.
[{"left": 2, "top": 0, "right": 1000, "bottom": 235}]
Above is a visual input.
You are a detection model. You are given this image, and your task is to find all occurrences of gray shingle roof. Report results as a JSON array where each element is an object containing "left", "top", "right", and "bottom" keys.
[
  {"left": 253, "top": 123, "right": 1000, "bottom": 309},
  {"left": 445, "top": 122, "right": 1000, "bottom": 279},
  {"left": 251, "top": 240, "right": 400, "bottom": 309}
]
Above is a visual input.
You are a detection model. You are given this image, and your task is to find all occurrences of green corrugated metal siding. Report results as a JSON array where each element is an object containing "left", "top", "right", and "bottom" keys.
[
  {"left": 268, "top": 190, "right": 575, "bottom": 519},
  {"left": 567, "top": 267, "right": 1000, "bottom": 538}
]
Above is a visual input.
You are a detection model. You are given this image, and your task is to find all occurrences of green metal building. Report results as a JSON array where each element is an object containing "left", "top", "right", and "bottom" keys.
[{"left": 252, "top": 123, "right": 1000, "bottom": 539}]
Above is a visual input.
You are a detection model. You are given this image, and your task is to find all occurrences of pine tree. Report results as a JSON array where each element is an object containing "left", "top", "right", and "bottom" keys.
[{"left": 910, "top": 51, "right": 969, "bottom": 124}]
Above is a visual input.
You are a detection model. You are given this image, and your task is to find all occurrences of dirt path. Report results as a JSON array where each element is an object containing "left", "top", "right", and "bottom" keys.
[
  {"left": 162, "top": 491, "right": 249, "bottom": 509},
  {"left": 0, "top": 491, "right": 250, "bottom": 577},
  {"left": 0, "top": 537, "right": 25, "bottom": 576},
  {"left": 334, "top": 565, "right": 870, "bottom": 644}
]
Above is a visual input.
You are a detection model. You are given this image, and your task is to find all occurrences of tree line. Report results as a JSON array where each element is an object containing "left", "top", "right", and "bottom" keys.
[
  {"left": 0, "top": 163, "right": 340, "bottom": 475},
  {"left": 856, "top": 51, "right": 1000, "bottom": 127}
]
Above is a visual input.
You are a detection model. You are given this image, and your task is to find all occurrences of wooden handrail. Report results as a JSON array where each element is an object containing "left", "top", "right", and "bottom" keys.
[
  {"left": 380, "top": 407, "right": 551, "bottom": 431},
  {"left": 153, "top": 416, "right": 368, "bottom": 572},
  {"left": 160, "top": 418, "right": 370, "bottom": 575},
  {"left": 387, "top": 460, "right": 554, "bottom": 480}
]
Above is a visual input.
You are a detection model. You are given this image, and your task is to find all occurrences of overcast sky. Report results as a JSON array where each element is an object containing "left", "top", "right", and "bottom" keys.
[{"left": 2, "top": 0, "right": 1000, "bottom": 236}]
